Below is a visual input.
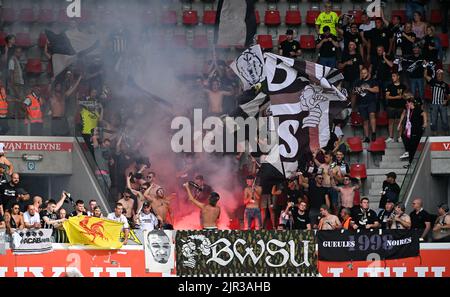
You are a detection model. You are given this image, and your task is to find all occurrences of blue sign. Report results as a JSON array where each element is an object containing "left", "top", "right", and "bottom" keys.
[{"left": 27, "top": 161, "right": 36, "bottom": 171}]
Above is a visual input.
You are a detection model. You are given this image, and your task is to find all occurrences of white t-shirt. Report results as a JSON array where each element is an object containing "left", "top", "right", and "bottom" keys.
[
  {"left": 8, "top": 57, "right": 24, "bottom": 85},
  {"left": 138, "top": 211, "right": 159, "bottom": 231},
  {"left": 23, "top": 211, "right": 40, "bottom": 225},
  {"left": 107, "top": 212, "right": 129, "bottom": 229},
  {"left": 359, "top": 21, "right": 375, "bottom": 32}
]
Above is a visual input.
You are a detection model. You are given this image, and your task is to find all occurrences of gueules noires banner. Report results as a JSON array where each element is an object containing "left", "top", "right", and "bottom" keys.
[
  {"left": 317, "top": 229, "right": 420, "bottom": 262},
  {"left": 176, "top": 230, "right": 317, "bottom": 276}
]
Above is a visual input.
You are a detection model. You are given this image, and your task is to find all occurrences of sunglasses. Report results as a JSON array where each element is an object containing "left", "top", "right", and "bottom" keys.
[{"left": 317, "top": 177, "right": 324, "bottom": 180}]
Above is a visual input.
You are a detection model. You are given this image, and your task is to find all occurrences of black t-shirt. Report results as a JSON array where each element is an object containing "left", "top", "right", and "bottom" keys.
[
  {"left": 308, "top": 182, "right": 328, "bottom": 211},
  {"left": 422, "top": 35, "right": 439, "bottom": 62},
  {"left": 40, "top": 210, "right": 58, "bottom": 229},
  {"left": 343, "top": 31, "right": 362, "bottom": 49},
  {"left": 372, "top": 54, "right": 393, "bottom": 80},
  {"left": 341, "top": 51, "right": 363, "bottom": 83},
  {"left": 317, "top": 34, "right": 338, "bottom": 58},
  {"left": 386, "top": 83, "right": 407, "bottom": 108},
  {"left": 279, "top": 40, "right": 301, "bottom": 58},
  {"left": 354, "top": 79, "right": 378, "bottom": 104},
  {"left": 378, "top": 209, "right": 394, "bottom": 229},
  {"left": 291, "top": 208, "right": 311, "bottom": 230},
  {"left": 351, "top": 207, "right": 380, "bottom": 228},
  {"left": 410, "top": 209, "right": 432, "bottom": 230},
  {"left": 390, "top": 24, "right": 403, "bottom": 49},
  {"left": 286, "top": 189, "right": 304, "bottom": 203},
  {"left": 367, "top": 27, "right": 393, "bottom": 54},
  {"left": 0, "top": 183, "right": 17, "bottom": 212},
  {"left": 70, "top": 211, "right": 88, "bottom": 217},
  {"left": 400, "top": 32, "right": 416, "bottom": 57},
  {"left": 379, "top": 181, "right": 401, "bottom": 209}
]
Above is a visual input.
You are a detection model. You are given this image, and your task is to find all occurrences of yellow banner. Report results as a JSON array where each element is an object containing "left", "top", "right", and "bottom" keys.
[{"left": 63, "top": 216, "right": 124, "bottom": 249}]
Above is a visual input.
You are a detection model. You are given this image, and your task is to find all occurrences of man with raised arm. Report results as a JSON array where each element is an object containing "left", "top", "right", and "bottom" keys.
[{"left": 183, "top": 182, "right": 221, "bottom": 230}]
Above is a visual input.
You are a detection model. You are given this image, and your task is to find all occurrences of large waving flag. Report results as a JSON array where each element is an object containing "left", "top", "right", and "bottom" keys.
[
  {"left": 260, "top": 54, "right": 347, "bottom": 183},
  {"left": 63, "top": 216, "right": 124, "bottom": 249},
  {"left": 215, "top": 0, "right": 257, "bottom": 47},
  {"left": 45, "top": 28, "right": 99, "bottom": 77}
]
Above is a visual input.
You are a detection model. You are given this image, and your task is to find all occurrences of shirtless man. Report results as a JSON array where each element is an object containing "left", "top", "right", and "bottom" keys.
[
  {"left": 243, "top": 175, "right": 262, "bottom": 230},
  {"left": 144, "top": 187, "right": 173, "bottom": 227},
  {"left": 318, "top": 204, "right": 342, "bottom": 230},
  {"left": 333, "top": 175, "right": 361, "bottom": 209},
  {"left": 0, "top": 143, "right": 14, "bottom": 175},
  {"left": 126, "top": 174, "right": 149, "bottom": 215},
  {"left": 117, "top": 190, "right": 135, "bottom": 223},
  {"left": 183, "top": 182, "right": 220, "bottom": 229},
  {"left": 205, "top": 80, "right": 232, "bottom": 115}
]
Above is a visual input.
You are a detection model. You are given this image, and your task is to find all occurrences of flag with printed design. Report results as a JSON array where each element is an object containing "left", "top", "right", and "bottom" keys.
[{"left": 63, "top": 216, "right": 124, "bottom": 249}]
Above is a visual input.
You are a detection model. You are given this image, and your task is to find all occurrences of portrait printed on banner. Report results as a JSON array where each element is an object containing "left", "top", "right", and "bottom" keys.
[{"left": 144, "top": 230, "right": 175, "bottom": 273}]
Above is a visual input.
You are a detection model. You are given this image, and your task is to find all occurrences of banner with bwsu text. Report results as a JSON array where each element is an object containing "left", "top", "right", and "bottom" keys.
[
  {"left": 317, "top": 230, "right": 420, "bottom": 262},
  {"left": 176, "top": 230, "right": 317, "bottom": 276},
  {"left": 11, "top": 229, "right": 53, "bottom": 255}
]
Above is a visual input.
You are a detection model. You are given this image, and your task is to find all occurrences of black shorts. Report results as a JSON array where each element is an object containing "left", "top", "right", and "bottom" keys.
[
  {"left": 386, "top": 107, "right": 403, "bottom": 119},
  {"left": 358, "top": 100, "right": 377, "bottom": 120}
]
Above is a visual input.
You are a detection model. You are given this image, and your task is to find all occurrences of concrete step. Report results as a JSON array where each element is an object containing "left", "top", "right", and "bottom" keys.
[
  {"left": 382, "top": 155, "right": 410, "bottom": 162},
  {"left": 385, "top": 142, "right": 405, "bottom": 148},
  {"left": 369, "top": 189, "right": 383, "bottom": 196},
  {"left": 379, "top": 162, "right": 409, "bottom": 169}
]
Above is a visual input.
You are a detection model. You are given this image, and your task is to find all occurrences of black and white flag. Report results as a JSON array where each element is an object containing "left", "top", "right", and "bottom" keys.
[{"left": 230, "top": 44, "right": 266, "bottom": 91}]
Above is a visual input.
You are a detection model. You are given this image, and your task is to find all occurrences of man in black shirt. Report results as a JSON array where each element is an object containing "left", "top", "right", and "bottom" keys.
[
  {"left": 378, "top": 199, "right": 395, "bottom": 229},
  {"left": 307, "top": 174, "right": 330, "bottom": 227},
  {"left": 385, "top": 73, "right": 407, "bottom": 142},
  {"left": 286, "top": 179, "right": 306, "bottom": 203},
  {"left": 367, "top": 18, "right": 393, "bottom": 65},
  {"left": 353, "top": 67, "right": 380, "bottom": 142},
  {"left": 40, "top": 193, "right": 67, "bottom": 229},
  {"left": 0, "top": 172, "right": 20, "bottom": 216},
  {"left": 407, "top": 45, "right": 425, "bottom": 99},
  {"left": 410, "top": 198, "right": 432, "bottom": 241},
  {"left": 422, "top": 26, "right": 440, "bottom": 63},
  {"left": 339, "top": 41, "right": 363, "bottom": 93},
  {"left": 389, "top": 16, "right": 403, "bottom": 54},
  {"left": 316, "top": 26, "right": 339, "bottom": 68},
  {"left": 16, "top": 188, "right": 32, "bottom": 213},
  {"left": 70, "top": 200, "right": 88, "bottom": 217},
  {"left": 290, "top": 200, "right": 311, "bottom": 230},
  {"left": 341, "top": 24, "right": 364, "bottom": 58},
  {"left": 400, "top": 22, "right": 416, "bottom": 58},
  {"left": 372, "top": 46, "right": 394, "bottom": 110},
  {"left": 424, "top": 69, "right": 449, "bottom": 135},
  {"left": 351, "top": 197, "right": 380, "bottom": 229},
  {"left": 279, "top": 29, "right": 301, "bottom": 59},
  {"left": 378, "top": 172, "right": 401, "bottom": 211}
]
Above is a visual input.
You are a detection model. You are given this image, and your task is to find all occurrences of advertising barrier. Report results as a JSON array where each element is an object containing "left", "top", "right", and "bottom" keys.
[
  {"left": 317, "top": 230, "right": 420, "bottom": 261},
  {"left": 175, "top": 230, "right": 317, "bottom": 276}
]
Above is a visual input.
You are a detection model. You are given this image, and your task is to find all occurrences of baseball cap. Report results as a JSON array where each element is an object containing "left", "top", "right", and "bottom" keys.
[
  {"left": 386, "top": 172, "right": 397, "bottom": 179},
  {"left": 286, "top": 29, "right": 294, "bottom": 35}
]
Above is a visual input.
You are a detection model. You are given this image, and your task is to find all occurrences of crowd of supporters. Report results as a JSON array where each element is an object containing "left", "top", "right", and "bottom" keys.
[{"left": 0, "top": 0, "right": 449, "bottom": 244}]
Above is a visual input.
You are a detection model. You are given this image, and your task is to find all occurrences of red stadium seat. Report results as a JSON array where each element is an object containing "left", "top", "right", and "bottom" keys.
[
  {"left": 347, "top": 137, "right": 363, "bottom": 153},
  {"left": 350, "top": 163, "right": 367, "bottom": 179},
  {"left": 15, "top": 33, "right": 32, "bottom": 47},
  {"left": 429, "top": 10, "right": 443, "bottom": 25},
  {"left": 38, "top": 33, "right": 48, "bottom": 48},
  {"left": 353, "top": 190, "right": 361, "bottom": 206},
  {"left": 257, "top": 34, "right": 273, "bottom": 50},
  {"left": 264, "top": 10, "right": 281, "bottom": 26},
  {"left": 173, "top": 34, "right": 188, "bottom": 48},
  {"left": 255, "top": 10, "right": 261, "bottom": 25},
  {"left": 18, "top": 8, "right": 35, "bottom": 22},
  {"left": 285, "top": 10, "right": 301, "bottom": 26},
  {"left": 26, "top": 59, "right": 42, "bottom": 74},
  {"left": 38, "top": 9, "right": 55, "bottom": 23},
  {"left": 368, "top": 137, "right": 386, "bottom": 153},
  {"left": 161, "top": 10, "right": 177, "bottom": 25},
  {"left": 391, "top": 10, "right": 407, "bottom": 24},
  {"left": 306, "top": 10, "right": 320, "bottom": 27},
  {"left": 350, "top": 111, "right": 364, "bottom": 127},
  {"left": 182, "top": 10, "right": 199, "bottom": 26},
  {"left": 424, "top": 85, "right": 432, "bottom": 101},
  {"left": 0, "top": 32, "right": 6, "bottom": 47},
  {"left": 192, "top": 35, "right": 209, "bottom": 49},
  {"left": 278, "top": 34, "right": 287, "bottom": 45},
  {"left": 1, "top": 8, "right": 16, "bottom": 23},
  {"left": 438, "top": 33, "right": 449, "bottom": 49},
  {"left": 376, "top": 111, "right": 388, "bottom": 126},
  {"left": 202, "top": 10, "right": 216, "bottom": 25},
  {"left": 299, "top": 35, "right": 315, "bottom": 50}
]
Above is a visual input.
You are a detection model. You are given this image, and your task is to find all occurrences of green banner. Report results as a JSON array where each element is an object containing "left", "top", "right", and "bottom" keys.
[{"left": 176, "top": 230, "right": 317, "bottom": 276}]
